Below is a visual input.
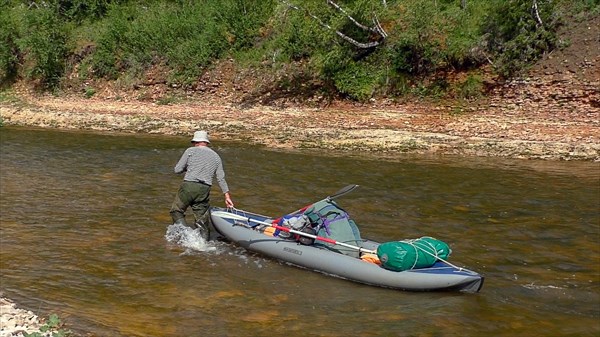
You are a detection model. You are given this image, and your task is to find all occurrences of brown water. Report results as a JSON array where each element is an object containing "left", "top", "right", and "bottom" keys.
[{"left": 1, "top": 126, "right": 599, "bottom": 337}]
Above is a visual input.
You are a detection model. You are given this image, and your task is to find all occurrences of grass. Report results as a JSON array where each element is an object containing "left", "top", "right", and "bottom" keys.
[{"left": 23, "top": 314, "right": 72, "bottom": 337}]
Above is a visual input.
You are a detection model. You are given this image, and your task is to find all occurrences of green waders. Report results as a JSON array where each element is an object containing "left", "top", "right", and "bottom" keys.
[{"left": 170, "top": 181, "right": 212, "bottom": 240}]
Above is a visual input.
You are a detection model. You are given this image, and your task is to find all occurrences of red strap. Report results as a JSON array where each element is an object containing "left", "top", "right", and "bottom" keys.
[{"left": 271, "top": 224, "right": 337, "bottom": 245}]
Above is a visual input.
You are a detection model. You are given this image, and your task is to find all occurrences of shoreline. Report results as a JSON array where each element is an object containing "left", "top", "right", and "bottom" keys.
[
  {"left": 0, "top": 297, "right": 62, "bottom": 337},
  {"left": 1, "top": 90, "right": 598, "bottom": 162}
]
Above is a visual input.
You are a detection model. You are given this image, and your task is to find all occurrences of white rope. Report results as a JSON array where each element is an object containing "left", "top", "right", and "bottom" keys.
[
  {"left": 227, "top": 207, "right": 252, "bottom": 227},
  {"left": 400, "top": 237, "right": 464, "bottom": 271}
]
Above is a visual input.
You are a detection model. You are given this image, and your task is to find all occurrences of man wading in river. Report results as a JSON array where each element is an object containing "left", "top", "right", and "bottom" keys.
[{"left": 170, "top": 130, "right": 234, "bottom": 240}]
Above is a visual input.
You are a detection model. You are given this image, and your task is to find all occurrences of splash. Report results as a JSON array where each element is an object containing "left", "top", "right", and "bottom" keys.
[
  {"left": 164, "top": 223, "right": 271, "bottom": 267},
  {"left": 165, "top": 222, "right": 218, "bottom": 253}
]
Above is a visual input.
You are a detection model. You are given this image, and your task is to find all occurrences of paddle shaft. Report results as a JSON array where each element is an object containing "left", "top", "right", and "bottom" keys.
[
  {"left": 214, "top": 210, "right": 466, "bottom": 271},
  {"left": 212, "top": 211, "right": 375, "bottom": 254}
]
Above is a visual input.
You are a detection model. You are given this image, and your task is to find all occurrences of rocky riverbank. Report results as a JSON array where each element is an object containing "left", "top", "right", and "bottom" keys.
[
  {"left": 2, "top": 72, "right": 599, "bottom": 161},
  {"left": 0, "top": 297, "right": 63, "bottom": 337}
]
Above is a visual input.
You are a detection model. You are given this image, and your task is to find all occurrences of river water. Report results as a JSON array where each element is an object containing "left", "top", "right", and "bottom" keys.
[{"left": 0, "top": 126, "right": 598, "bottom": 337}]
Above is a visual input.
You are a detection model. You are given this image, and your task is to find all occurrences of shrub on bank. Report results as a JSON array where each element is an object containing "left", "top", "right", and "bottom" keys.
[
  {"left": 0, "top": 0, "right": 597, "bottom": 101},
  {"left": 24, "top": 314, "right": 72, "bottom": 337},
  {"left": 2, "top": 3, "right": 69, "bottom": 89}
]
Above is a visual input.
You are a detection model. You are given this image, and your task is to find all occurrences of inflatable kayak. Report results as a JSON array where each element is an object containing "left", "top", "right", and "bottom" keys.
[{"left": 210, "top": 190, "right": 483, "bottom": 293}]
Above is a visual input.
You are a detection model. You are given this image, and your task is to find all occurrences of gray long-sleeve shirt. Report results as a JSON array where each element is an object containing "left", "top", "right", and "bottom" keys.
[{"left": 174, "top": 146, "right": 230, "bottom": 193}]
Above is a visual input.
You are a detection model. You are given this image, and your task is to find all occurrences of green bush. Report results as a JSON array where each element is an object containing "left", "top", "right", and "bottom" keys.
[
  {"left": 84, "top": 86, "right": 95, "bottom": 98},
  {"left": 83, "top": 1, "right": 275, "bottom": 85},
  {"left": 388, "top": 2, "right": 447, "bottom": 76},
  {"left": 18, "top": 5, "right": 69, "bottom": 88},
  {"left": 457, "top": 74, "right": 484, "bottom": 99},
  {"left": 0, "top": 7, "right": 20, "bottom": 85},
  {"left": 333, "top": 61, "right": 382, "bottom": 102},
  {"left": 483, "top": 0, "right": 560, "bottom": 77},
  {"left": 215, "top": 0, "right": 276, "bottom": 50},
  {"left": 56, "top": 0, "right": 120, "bottom": 22},
  {"left": 1, "top": 0, "right": 596, "bottom": 99},
  {"left": 276, "top": 14, "right": 322, "bottom": 62}
]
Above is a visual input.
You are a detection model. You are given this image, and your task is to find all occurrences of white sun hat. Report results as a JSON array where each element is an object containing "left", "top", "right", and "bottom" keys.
[{"left": 191, "top": 130, "right": 210, "bottom": 143}]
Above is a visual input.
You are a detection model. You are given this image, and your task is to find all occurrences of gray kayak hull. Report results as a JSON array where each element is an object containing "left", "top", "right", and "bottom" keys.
[{"left": 210, "top": 207, "right": 483, "bottom": 293}]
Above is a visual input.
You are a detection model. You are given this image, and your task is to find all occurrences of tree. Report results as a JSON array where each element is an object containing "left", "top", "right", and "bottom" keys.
[{"left": 279, "top": 0, "right": 388, "bottom": 49}]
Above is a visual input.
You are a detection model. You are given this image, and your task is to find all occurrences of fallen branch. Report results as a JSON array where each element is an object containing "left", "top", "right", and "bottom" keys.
[
  {"left": 280, "top": 0, "right": 387, "bottom": 49},
  {"left": 531, "top": 0, "right": 544, "bottom": 27}
]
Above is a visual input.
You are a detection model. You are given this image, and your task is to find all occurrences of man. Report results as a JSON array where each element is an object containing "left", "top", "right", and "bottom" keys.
[{"left": 170, "top": 130, "right": 234, "bottom": 240}]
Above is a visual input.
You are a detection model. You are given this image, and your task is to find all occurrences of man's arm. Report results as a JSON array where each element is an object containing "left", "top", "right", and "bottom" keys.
[{"left": 174, "top": 149, "right": 190, "bottom": 173}]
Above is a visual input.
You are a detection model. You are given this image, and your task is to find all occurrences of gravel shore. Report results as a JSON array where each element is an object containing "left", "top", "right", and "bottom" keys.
[
  {"left": 0, "top": 297, "right": 61, "bottom": 337},
  {"left": 1, "top": 78, "right": 599, "bottom": 162}
]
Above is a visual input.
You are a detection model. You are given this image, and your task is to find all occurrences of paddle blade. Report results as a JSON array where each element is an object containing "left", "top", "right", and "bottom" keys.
[{"left": 329, "top": 184, "right": 359, "bottom": 200}]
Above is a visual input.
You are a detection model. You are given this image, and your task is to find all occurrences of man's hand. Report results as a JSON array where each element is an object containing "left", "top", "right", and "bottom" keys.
[{"left": 224, "top": 192, "right": 234, "bottom": 208}]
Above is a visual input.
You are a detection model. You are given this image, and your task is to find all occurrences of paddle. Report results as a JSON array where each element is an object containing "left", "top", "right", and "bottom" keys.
[
  {"left": 327, "top": 184, "right": 359, "bottom": 201},
  {"left": 211, "top": 210, "right": 376, "bottom": 255},
  {"left": 285, "top": 184, "right": 359, "bottom": 216}
]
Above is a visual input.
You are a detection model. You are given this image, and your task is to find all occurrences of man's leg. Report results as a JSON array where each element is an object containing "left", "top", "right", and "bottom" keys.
[
  {"left": 191, "top": 185, "right": 211, "bottom": 240},
  {"left": 195, "top": 210, "right": 212, "bottom": 241},
  {"left": 170, "top": 182, "right": 196, "bottom": 226}
]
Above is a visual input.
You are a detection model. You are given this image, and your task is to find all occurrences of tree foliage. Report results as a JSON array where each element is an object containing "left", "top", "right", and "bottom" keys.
[
  {"left": 483, "top": 0, "right": 561, "bottom": 77},
  {"left": 19, "top": 4, "right": 69, "bottom": 88},
  {"left": 0, "top": 6, "right": 20, "bottom": 85},
  {"left": 0, "top": 0, "right": 596, "bottom": 100}
]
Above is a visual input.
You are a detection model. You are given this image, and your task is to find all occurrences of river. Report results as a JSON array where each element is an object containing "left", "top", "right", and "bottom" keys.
[{"left": 1, "top": 126, "right": 598, "bottom": 336}]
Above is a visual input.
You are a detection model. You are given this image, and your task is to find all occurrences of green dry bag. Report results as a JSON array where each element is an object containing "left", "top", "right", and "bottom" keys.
[{"left": 377, "top": 237, "right": 451, "bottom": 271}]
